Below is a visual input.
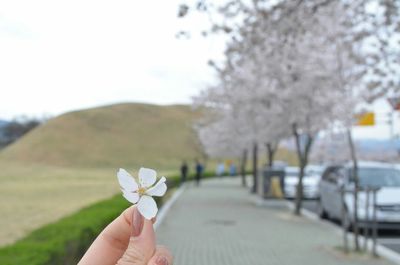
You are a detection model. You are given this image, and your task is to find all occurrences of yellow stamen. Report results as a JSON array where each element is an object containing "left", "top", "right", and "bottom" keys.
[{"left": 138, "top": 187, "right": 147, "bottom": 196}]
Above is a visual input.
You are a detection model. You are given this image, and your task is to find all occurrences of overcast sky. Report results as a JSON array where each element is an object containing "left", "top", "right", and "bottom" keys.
[
  {"left": 0, "top": 1, "right": 398, "bottom": 140},
  {"left": 0, "top": 0, "right": 223, "bottom": 118}
]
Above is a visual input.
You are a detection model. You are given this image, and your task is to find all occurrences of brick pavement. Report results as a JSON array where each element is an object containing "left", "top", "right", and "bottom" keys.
[{"left": 156, "top": 177, "right": 394, "bottom": 265}]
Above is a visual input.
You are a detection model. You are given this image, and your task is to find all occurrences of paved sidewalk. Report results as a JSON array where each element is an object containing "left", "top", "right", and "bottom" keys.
[{"left": 156, "top": 177, "right": 394, "bottom": 265}]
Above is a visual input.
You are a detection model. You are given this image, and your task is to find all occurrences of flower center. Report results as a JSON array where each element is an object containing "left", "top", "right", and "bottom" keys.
[{"left": 138, "top": 187, "right": 147, "bottom": 196}]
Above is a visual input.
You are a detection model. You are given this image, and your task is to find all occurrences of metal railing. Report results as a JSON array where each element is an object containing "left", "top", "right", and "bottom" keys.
[{"left": 340, "top": 186, "right": 380, "bottom": 256}]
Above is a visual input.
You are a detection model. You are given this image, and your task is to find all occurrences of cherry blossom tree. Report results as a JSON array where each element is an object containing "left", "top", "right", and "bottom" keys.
[
  {"left": 194, "top": 110, "right": 251, "bottom": 186},
  {"left": 183, "top": 3, "right": 398, "bottom": 244}
]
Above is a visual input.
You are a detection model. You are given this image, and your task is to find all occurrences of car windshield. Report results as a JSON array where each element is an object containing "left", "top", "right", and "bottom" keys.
[{"left": 351, "top": 167, "right": 400, "bottom": 188}]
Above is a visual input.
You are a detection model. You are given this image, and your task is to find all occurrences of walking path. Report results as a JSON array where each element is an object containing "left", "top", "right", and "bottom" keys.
[{"left": 156, "top": 177, "right": 394, "bottom": 265}]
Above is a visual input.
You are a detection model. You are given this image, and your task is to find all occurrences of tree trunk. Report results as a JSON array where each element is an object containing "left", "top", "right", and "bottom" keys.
[
  {"left": 251, "top": 142, "right": 258, "bottom": 193},
  {"left": 265, "top": 142, "right": 278, "bottom": 167},
  {"left": 347, "top": 128, "right": 360, "bottom": 251},
  {"left": 295, "top": 162, "right": 305, "bottom": 215},
  {"left": 240, "top": 149, "right": 248, "bottom": 187},
  {"left": 293, "top": 123, "right": 314, "bottom": 215}
]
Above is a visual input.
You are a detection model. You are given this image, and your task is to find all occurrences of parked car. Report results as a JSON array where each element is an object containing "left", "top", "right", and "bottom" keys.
[
  {"left": 306, "top": 165, "right": 325, "bottom": 181},
  {"left": 284, "top": 166, "right": 321, "bottom": 199},
  {"left": 318, "top": 161, "right": 400, "bottom": 230}
]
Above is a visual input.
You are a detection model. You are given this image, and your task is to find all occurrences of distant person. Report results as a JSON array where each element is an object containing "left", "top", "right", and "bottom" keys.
[
  {"left": 180, "top": 161, "right": 188, "bottom": 185},
  {"left": 195, "top": 160, "right": 204, "bottom": 186},
  {"left": 229, "top": 163, "right": 237, "bottom": 176},
  {"left": 216, "top": 162, "right": 225, "bottom": 177}
]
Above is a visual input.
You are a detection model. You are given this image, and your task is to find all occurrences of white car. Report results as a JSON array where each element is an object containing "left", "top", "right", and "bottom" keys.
[
  {"left": 306, "top": 165, "right": 325, "bottom": 180},
  {"left": 318, "top": 161, "right": 400, "bottom": 230},
  {"left": 284, "top": 166, "right": 321, "bottom": 199}
]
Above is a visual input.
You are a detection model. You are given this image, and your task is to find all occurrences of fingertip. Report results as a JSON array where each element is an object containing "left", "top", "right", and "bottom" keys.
[
  {"left": 132, "top": 207, "right": 144, "bottom": 237},
  {"left": 139, "top": 217, "right": 155, "bottom": 239}
]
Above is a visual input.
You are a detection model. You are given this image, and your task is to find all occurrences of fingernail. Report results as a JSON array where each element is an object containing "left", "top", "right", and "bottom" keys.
[
  {"left": 132, "top": 208, "right": 144, "bottom": 237},
  {"left": 155, "top": 256, "right": 169, "bottom": 265}
]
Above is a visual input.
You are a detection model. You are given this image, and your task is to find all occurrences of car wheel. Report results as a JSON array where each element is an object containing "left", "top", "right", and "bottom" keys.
[{"left": 317, "top": 199, "right": 328, "bottom": 219}]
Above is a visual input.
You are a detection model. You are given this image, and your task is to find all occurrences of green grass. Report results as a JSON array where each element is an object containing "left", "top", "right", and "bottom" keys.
[
  {"left": 0, "top": 193, "right": 130, "bottom": 265},
  {"left": 0, "top": 173, "right": 215, "bottom": 265},
  {"left": 0, "top": 160, "right": 174, "bottom": 247},
  {"left": 0, "top": 103, "right": 203, "bottom": 170}
]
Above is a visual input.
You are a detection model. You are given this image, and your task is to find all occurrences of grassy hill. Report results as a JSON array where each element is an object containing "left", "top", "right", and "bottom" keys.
[
  {"left": 0, "top": 102, "right": 203, "bottom": 246},
  {"left": 0, "top": 103, "right": 203, "bottom": 170},
  {"left": 0, "top": 102, "right": 297, "bottom": 246}
]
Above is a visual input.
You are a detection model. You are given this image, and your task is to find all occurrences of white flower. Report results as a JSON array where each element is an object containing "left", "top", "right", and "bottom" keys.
[{"left": 117, "top": 167, "right": 167, "bottom": 220}]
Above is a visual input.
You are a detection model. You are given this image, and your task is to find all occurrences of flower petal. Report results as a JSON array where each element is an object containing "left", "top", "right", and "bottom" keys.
[
  {"left": 137, "top": 195, "right": 158, "bottom": 219},
  {"left": 117, "top": 168, "right": 138, "bottom": 192},
  {"left": 146, "top": 176, "right": 167, "bottom": 197},
  {"left": 138, "top": 167, "right": 157, "bottom": 188},
  {"left": 123, "top": 191, "right": 139, "bottom": 204}
]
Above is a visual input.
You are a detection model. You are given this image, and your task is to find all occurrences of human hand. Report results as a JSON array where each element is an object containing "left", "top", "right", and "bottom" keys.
[{"left": 78, "top": 206, "right": 173, "bottom": 265}]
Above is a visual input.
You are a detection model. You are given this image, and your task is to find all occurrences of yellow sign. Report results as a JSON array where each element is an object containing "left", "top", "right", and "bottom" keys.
[
  {"left": 268, "top": 177, "right": 284, "bottom": 199},
  {"left": 356, "top": 112, "right": 375, "bottom": 126}
]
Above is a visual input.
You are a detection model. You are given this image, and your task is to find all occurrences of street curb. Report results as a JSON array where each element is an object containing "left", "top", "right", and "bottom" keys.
[
  {"left": 284, "top": 200, "right": 400, "bottom": 265},
  {"left": 154, "top": 184, "right": 186, "bottom": 230}
]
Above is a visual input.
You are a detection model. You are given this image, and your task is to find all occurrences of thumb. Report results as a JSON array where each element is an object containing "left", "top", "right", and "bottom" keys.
[{"left": 117, "top": 208, "right": 156, "bottom": 265}]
